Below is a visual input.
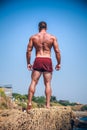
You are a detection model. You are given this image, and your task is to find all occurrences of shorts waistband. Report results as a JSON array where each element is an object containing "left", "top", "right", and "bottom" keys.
[{"left": 35, "top": 57, "right": 51, "bottom": 60}]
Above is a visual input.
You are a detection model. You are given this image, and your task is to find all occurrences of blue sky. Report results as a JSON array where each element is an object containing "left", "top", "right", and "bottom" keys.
[{"left": 0, "top": 0, "right": 87, "bottom": 104}]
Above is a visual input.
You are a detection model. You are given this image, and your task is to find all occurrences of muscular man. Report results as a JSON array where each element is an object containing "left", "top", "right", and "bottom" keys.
[{"left": 26, "top": 21, "right": 61, "bottom": 110}]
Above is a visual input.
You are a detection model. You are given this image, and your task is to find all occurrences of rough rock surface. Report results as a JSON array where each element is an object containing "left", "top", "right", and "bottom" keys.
[{"left": 0, "top": 106, "right": 73, "bottom": 130}]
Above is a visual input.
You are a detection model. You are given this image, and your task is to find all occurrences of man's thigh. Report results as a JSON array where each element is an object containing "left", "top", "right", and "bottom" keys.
[
  {"left": 31, "top": 70, "right": 42, "bottom": 81},
  {"left": 43, "top": 72, "right": 52, "bottom": 83}
]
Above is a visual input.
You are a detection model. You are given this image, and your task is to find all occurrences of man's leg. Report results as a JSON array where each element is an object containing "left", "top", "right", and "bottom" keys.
[
  {"left": 43, "top": 72, "right": 52, "bottom": 108},
  {"left": 27, "top": 70, "right": 41, "bottom": 110}
]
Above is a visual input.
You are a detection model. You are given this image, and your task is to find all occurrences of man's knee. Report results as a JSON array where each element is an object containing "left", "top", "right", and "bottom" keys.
[
  {"left": 29, "top": 86, "right": 35, "bottom": 94},
  {"left": 32, "top": 78, "right": 39, "bottom": 85},
  {"left": 44, "top": 80, "right": 51, "bottom": 86}
]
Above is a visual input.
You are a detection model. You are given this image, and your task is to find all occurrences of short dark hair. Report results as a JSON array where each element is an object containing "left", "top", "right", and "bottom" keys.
[{"left": 38, "top": 21, "right": 47, "bottom": 31}]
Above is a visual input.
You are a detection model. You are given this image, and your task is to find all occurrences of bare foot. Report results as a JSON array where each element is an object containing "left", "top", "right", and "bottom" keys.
[
  {"left": 45, "top": 102, "right": 50, "bottom": 109},
  {"left": 26, "top": 104, "right": 32, "bottom": 113},
  {"left": 44, "top": 104, "right": 50, "bottom": 109}
]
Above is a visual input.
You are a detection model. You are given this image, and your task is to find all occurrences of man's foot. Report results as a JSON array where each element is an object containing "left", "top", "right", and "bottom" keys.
[
  {"left": 45, "top": 102, "right": 50, "bottom": 109},
  {"left": 26, "top": 104, "right": 32, "bottom": 113},
  {"left": 44, "top": 104, "right": 50, "bottom": 109},
  {"left": 46, "top": 105, "right": 50, "bottom": 109}
]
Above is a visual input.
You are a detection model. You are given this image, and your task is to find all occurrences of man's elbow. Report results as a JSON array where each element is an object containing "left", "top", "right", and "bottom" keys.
[{"left": 55, "top": 50, "right": 61, "bottom": 55}]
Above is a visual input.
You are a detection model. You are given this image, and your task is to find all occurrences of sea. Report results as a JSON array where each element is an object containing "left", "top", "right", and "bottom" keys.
[{"left": 73, "top": 117, "right": 87, "bottom": 130}]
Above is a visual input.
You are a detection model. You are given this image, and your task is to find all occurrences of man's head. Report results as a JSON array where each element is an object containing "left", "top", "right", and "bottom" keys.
[{"left": 38, "top": 21, "right": 47, "bottom": 31}]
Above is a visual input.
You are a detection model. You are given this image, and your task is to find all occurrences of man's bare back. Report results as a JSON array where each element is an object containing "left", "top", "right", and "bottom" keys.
[{"left": 31, "top": 31, "right": 55, "bottom": 57}]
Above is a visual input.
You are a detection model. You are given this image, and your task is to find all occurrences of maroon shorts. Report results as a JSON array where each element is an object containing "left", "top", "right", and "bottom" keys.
[{"left": 33, "top": 57, "right": 53, "bottom": 72}]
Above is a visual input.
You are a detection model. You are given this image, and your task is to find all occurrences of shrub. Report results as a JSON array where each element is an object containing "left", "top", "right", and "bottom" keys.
[
  {"left": 0, "top": 88, "right": 6, "bottom": 97},
  {"left": 81, "top": 105, "right": 87, "bottom": 111}
]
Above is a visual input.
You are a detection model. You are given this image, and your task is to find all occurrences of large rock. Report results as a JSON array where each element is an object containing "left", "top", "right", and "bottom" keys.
[{"left": 0, "top": 106, "right": 73, "bottom": 130}]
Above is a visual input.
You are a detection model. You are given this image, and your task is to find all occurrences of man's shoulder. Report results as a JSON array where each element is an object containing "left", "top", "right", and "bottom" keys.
[
  {"left": 30, "top": 34, "right": 38, "bottom": 39},
  {"left": 30, "top": 33, "right": 57, "bottom": 40},
  {"left": 48, "top": 33, "right": 57, "bottom": 40}
]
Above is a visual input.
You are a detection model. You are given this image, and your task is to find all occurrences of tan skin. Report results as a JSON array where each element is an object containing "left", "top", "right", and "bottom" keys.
[{"left": 26, "top": 28, "right": 61, "bottom": 110}]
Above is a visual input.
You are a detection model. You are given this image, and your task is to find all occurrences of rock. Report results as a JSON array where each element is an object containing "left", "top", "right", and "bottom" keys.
[
  {"left": 74, "top": 117, "right": 87, "bottom": 128},
  {"left": 73, "top": 111, "right": 87, "bottom": 118},
  {"left": 0, "top": 106, "right": 73, "bottom": 130}
]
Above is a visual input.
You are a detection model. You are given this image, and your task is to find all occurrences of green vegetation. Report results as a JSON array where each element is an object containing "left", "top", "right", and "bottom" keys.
[
  {"left": 50, "top": 96, "right": 57, "bottom": 102},
  {"left": 32, "top": 96, "right": 46, "bottom": 107},
  {"left": 0, "top": 88, "right": 6, "bottom": 97},
  {"left": 13, "top": 93, "right": 58, "bottom": 104},
  {"left": 12, "top": 93, "right": 82, "bottom": 108},
  {"left": 0, "top": 89, "right": 11, "bottom": 109},
  {"left": 58, "top": 100, "right": 77, "bottom": 106},
  {"left": 13, "top": 93, "right": 27, "bottom": 101},
  {"left": 12, "top": 93, "right": 61, "bottom": 109},
  {"left": 81, "top": 105, "right": 87, "bottom": 111},
  {"left": 12, "top": 93, "right": 79, "bottom": 110}
]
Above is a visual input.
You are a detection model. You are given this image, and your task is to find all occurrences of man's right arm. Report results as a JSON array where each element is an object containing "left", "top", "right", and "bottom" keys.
[
  {"left": 26, "top": 37, "right": 33, "bottom": 70},
  {"left": 53, "top": 37, "right": 61, "bottom": 70}
]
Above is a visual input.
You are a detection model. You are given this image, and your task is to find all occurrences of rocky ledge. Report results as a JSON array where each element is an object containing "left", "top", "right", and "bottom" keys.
[
  {"left": 0, "top": 106, "right": 73, "bottom": 130},
  {"left": 73, "top": 111, "right": 87, "bottom": 128}
]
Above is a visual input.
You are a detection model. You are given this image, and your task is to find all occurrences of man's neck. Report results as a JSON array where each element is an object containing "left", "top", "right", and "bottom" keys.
[{"left": 39, "top": 29, "right": 46, "bottom": 33}]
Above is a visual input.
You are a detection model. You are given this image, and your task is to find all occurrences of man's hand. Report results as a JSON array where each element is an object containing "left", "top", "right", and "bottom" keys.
[
  {"left": 55, "top": 64, "right": 61, "bottom": 71},
  {"left": 27, "top": 64, "right": 33, "bottom": 71}
]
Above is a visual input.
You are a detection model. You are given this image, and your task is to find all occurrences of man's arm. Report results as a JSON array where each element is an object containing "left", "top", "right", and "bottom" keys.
[
  {"left": 53, "top": 37, "right": 61, "bottom": 70},
  {"left": 26, "top": 37, "right": 33, "bottom": 70}
]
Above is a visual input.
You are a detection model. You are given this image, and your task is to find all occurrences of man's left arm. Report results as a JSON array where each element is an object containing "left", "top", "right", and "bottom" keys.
[{"left": 53, "top": 37, "right": 61, "bottom": 70}]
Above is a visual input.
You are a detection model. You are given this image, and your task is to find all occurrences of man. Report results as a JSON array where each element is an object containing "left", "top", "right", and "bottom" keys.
[{"left": 26, "top": 21, "right": 61, "bottom": 111}]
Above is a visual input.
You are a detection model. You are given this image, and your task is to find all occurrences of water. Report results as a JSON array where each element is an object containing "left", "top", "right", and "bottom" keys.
[
  {"left": 73, "top": 117, "right": 87, "bottom": 130},
  {"left": 80, "top": 117, "right": 87, "bottom": 121}
]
